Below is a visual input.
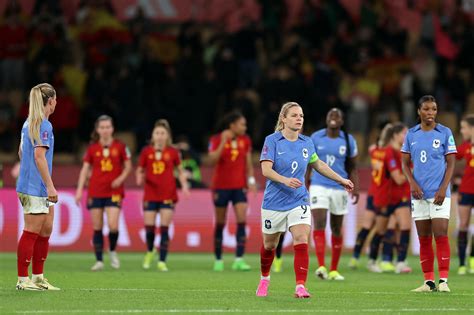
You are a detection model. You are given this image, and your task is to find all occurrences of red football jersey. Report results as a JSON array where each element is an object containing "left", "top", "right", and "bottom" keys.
[
  {"left": 209, "top": 134, "right": 251, "bottom": 189},
  {"left": 83, "top": 140, "right": 130, "bottom": 198},
  {"left": 385, "top": 146, "right": 410, "bottom": 204},
  {"left": 370, "top": 146, "right": 392, "bottom": 207},
  {"left": 456, "top": 141, "right": 474, "bottom": 194},
  {"left": 139, "top": 145, "right": 181, "bottom": 202}
]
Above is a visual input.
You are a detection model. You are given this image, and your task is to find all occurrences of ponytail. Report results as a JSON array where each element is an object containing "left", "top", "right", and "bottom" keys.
[
  {"left": 275, "top": 102, "right": 301, "bottom": 131},
  {"left": 27, "top": 83, "right": 55, "bottom": 146},
  {"left": 378, "top": 123, "right": 393, "bottom": 147}
]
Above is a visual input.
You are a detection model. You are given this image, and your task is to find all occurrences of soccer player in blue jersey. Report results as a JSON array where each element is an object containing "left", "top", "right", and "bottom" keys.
[
  {"left": 309, "top": 108, "right": 359, "bottom": 281},
  {"left": 401, "top": 95, "right": 456, "bottom": 292},
  {"left": 255, "top": 102, "right": 353, "bottom": 298},
  {"left": 16, "top": 83, "right": 60, "bottom": 291}
]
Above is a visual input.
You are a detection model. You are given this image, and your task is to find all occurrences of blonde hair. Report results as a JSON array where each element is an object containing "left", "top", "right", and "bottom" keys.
[
  {"left": 153, "top": 119, "right": 173, "bottom": 146},
  {"left": 28, "top": 83, "right": 56, "bottom": 145},
  {"left": 378, "top": 123, "right": 393, "bottom": 147},
  {"left": 275, "top": 102, "right": 301, "bottom": 131}
]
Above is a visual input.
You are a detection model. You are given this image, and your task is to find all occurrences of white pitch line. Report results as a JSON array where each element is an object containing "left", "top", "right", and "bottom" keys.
[{"left": 13, "top": 308, "right": 474, "bottom": 314}]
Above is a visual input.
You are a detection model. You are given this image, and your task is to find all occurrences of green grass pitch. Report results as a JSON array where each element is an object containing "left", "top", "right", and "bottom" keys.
[{"left": 1, "top": 253, "right": 473, "bottom": 314}]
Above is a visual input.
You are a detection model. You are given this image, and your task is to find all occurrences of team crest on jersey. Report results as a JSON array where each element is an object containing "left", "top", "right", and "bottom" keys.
[
  {"left": 433, "top": 139, "right": 441, "bottom": 149},
  {"left": 302, "top": 148, "right": 309, "bottom": 159},
  {"left": 339, "top": 146, "right": 346, "bottom": 155}
]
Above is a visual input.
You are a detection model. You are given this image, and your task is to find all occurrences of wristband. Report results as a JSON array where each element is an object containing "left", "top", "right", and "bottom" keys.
[{"left": 248, "top": 176, "right": 256, "bottom": 186}]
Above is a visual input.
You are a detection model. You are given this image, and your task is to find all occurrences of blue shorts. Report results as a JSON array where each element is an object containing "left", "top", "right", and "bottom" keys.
[
  {"left": 383, "top": 201, "right": 411, "bottom": 217},
  {"left": 87, "top": 196, "right": 121, "bottom": 209},
  {"left": 459, "top": 193, "right": 474, "bottom": 206},
  {"left": 143, "top": 201, "right": 175, "bottom": 211},
  {"left": 366, "top": 195, "right": 375, "bottom": 212},
  {"left": 213, "top": 189, "right": 247, "bottom": 207}
]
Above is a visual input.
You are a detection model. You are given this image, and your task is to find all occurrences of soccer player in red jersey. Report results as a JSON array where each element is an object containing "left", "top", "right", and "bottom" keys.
[
  {"left": 366, "top": 124, "right": 393, "bottom": 273},
  {"left": 208, "top": 111, "right": 256, "bottom": 271},
  {"left": 379, "top": 123, "right": 412, "bottom": 274},
  {"left": 136, "top": 119, "right": 190, "bottom": 271},
  {"left": 456, "top": 114, "right": 474, "bottom": 275},
  {"left": 75, "top": 115, "right": 132, "bottom": 271}
]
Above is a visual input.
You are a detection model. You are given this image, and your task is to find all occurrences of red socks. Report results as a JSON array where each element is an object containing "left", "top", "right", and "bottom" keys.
[
  {"left": 294, "top": 243, "right": 309, "bottom": 285},
  {"left": 17, "top": 230, "right": 39, "bottom": 277},
  {"left": 435, "top": 235, "right": 450, "bottom": 279},
  {"left": 260, "top": 245, "right": 275, "bottom": 277},
  {"left": 418, "top": 235, "right": 434, "bottom": 281},
  {"left": 313, "top": 230, "right": 326, "bottom": 267},
  {"left": 330, "top": 235, "right": 343, "bottom": 271},
  {"left": 32, "top": 235, "right": 50, "bottom": 275}
]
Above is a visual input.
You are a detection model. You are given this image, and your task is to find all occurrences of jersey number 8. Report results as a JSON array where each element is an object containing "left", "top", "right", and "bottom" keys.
[{"left": 420, "top": 150, "right": 427, "bottom": 163}]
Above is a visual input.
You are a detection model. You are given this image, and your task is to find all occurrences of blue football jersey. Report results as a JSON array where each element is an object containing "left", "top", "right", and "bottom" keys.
[
  {"left": 260, "top": 132, "right": 318, "bottom": 211},
  {"left": 16, "top": 119, "right": 54, "bottom": 197},
  {"left": 310, "top": 129, "right": 357, "bottom": 189},
  {"left": 401, "top": 123, "right": 457, "bottom": 199}
]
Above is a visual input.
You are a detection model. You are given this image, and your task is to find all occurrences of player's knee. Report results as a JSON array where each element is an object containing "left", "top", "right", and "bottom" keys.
[
  {"left": 263, "top": 241, "right": 278, "bottom": 251},
  {"left": 292, "top": 234, "right": 308, "bottom": 245}
]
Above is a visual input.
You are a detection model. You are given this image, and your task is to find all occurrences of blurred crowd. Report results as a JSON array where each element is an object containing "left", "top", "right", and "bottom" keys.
[{"left": 0, "top": 0, "right": 473, "bottom": 156}]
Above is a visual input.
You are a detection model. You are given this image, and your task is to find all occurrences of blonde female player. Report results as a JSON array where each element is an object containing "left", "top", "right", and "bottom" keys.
[
  {"left": 75, "top": 115, "right": 132, "bottom": 271},
  {"left": 16, "top": 83, "right": 59, "bottom": 290},
  {"left": 136, "top": 119, "right": 190, "bottom": 271},
  {"left": 256, "top": 102, "right": 353, "bottom": 298}
]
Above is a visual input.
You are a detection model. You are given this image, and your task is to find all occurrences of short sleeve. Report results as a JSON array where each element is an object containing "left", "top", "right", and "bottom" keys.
[
  {"left": 83, "top": 146, "right": 93, "bottom": 163},
  {"left": 138, "top": 148, "right": 147, "bottom": 167},
  {"left": 349, "top": 134, "right": 358, "bottom": 158},
  {"left": 36, "top": 121, "right": 53, "bottom": 148},
  {"left": 456, "top": 142, "right": 468, "bottom": 160},
  {"left": 122, "top": 144, "right": 131, "bottom": 160},
  {"left": 260, "top": 136, "right": 275, "bottom": 162},
  {"left": 385, "top": 148, "right": 399, "bottom": 172},
  {"left": 445, "top": 129, "right": 457, "bottom": 155},
  {"left": 208, "top": 136, "right": 219, "bottom": 153},
  {"left": 401, "top": 131, "right": 411, "bottom": 153}
]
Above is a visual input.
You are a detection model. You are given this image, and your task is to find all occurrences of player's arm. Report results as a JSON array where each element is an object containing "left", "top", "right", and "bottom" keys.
[
  {"left": 347, "top": 156, "right": 360, "bottom": 204},
  {"left": 75, "top": 162, "right": 91, "bottom": 204},
  {"left": 246, "top": 151, "right": 257, "bottom": 192},
  {"left": 34, "top": 146, "right": 57, "bottom": 202},
  {"left": 310, "top": 158, "right": 353, "bottom": 191},
  {"left": 208, "top": 130, "right": 232, "bottom": 164},
  {"left": 177, "top": 163, "right": 190, "bottom": 195},
  {"left": 111, "top": 159, "right": 132, "bottom": 188},
  {"left": 433, "top": 154, "right": 456, "bottom": 205},
  {"left": 401, "top": 152, "right": 423, "bottom": 199},
  {"left": 135, "top": 166, "right": 144, "bottom": 186},
  {"left": 390, "top": 169, "right": 407, "bottom": 185},
  {"left": 261, "top": 160, "right": 302, "bottom": 189}
]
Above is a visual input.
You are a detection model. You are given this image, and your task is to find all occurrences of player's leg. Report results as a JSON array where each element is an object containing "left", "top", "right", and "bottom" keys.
[
  {"left": 213, "top": 190, "right": 228, "bottom": 271},
  {"left": 328, "top": 213, "right": 344, "bottom": 280},
  {"left": 157, "top": 207, "right": 174, "bottom": 271},
  {"left": 273, "top": 232, "right": 285, "bottom": 272},
  {"left": 89, "top": 197, "right": 105, "bottom": 271},
  {"left": 17, "top": 204, "right": 46, "bottom": 291},
  {"left": 142, "top": 204, "right": 157, "bottom": 269},
  {"left": 105, "top": 205, "right": 121, "bottom": 269},
  {"left": 393, "top": 205, "right": 412, "bottom": 273},
  {"left": 380, "top": 213, "right": 396, "bottom": 272},
  {"left": 289, "top": 219, "right": 311, "bottom": 298},
  {"left": 310, "top": 185, "right": 329, "bottom": 278},
  {"left": 232, "top": 194, "right": 250, "bottom": 271},
  {"left": 350, "top": 201, "right": 376, "bottom": 269},
  {"left": 256, "top": 231, "right": 280, "bottom": 297},
  {"left": 457, "top": 201, "right": 471, "bottom": 275},
  {"left": 367, "top": 211, "right": 389, "bottom": 273}
]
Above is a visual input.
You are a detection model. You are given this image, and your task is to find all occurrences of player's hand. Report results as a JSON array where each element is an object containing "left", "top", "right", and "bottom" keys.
[
  {"left": 411, "top": 183, "right": 423, "bottom": 200},
  {"left": 221, "top": 129, "right": 233, "bottom": 142},
  {"left": 47, "top": 186, "right": 58, "bottom": 205},
  {"left": 111, "top": 178, "right": 122, "bottom": 188},
  {"left": 182, "top": 184, "right": 191, "bottom": 197},
  {"left": 74, "top": 190, "right": 82, "bottom": 206},
  {"left": 284, "top": 177, "right": 303, "bottom": 189},
  {"left": 351, "top": 191, "right": 360, "bottom": 204},
  {"left": 340, "top": 179, "right": 354, "bottom": 192},
  {"left": 433, "top": 189, "right": 446, "bottom": 206},
  {"left": 136, "top": 173, "right": 144, "bottom": 186}
]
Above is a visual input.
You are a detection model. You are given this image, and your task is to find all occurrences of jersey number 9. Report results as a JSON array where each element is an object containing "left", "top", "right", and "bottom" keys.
[{"left": 291, "top": 161, "right": 298, "bottom": 174}]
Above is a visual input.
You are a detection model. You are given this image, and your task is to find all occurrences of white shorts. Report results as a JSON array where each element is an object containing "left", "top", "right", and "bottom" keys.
[
  {"left": 411, "top": 198, "right": 451, "bottom": 221},
  {"left": 309, "top": 185, "right": 348, "bottom": 215},
  {"left": 18, "top": 193, "right": 51, "bottom": 214},
  {"left": 261, "top": 205, "right": 311, "bottom": 234}
]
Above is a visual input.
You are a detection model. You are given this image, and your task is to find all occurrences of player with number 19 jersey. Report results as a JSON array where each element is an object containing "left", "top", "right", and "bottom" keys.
[{"left": 260, "top": 132, "right": 318, "bottom": 211}]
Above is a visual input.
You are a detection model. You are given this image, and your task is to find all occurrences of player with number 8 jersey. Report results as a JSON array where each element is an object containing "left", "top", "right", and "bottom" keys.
[
  {"left": 401, "top": 95, "right": 456, "bottom": 292},
  {"left": 256, "top": 102, "right": 353, "bottom": 299}
]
